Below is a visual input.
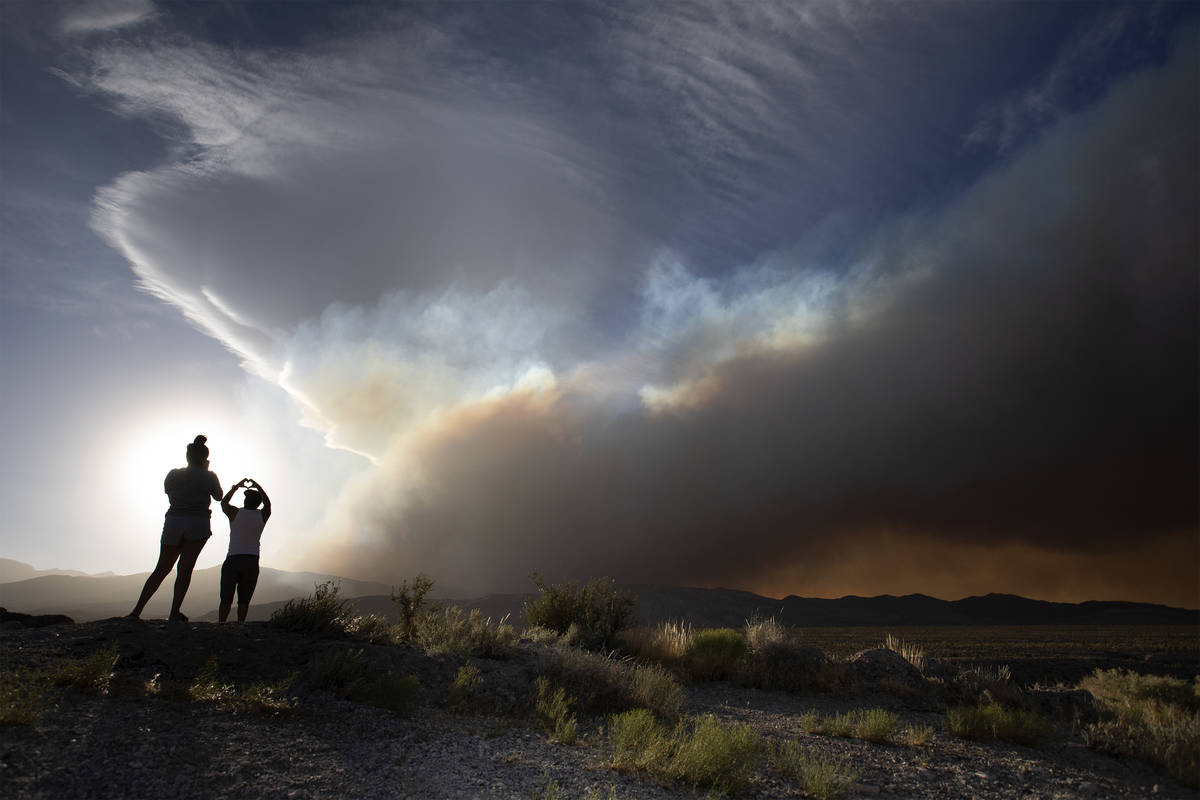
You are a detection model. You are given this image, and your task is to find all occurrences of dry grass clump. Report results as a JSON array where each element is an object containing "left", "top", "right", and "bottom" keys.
[
  {"left": 268, "top": 581, "right": 354, "bottom": 633},
  {"left": 523, "top": 573, "right": 636, "bottom": 650},
  {"left": 46, "top": 644, "right": 120, "bottom": 692},
  {"left": 447, "top": 663, "right": 483, "bottom": 713},
  {"left": 0, "top": 666, "right": 57, "bottom": 725},
  {"left": 536, "top": 644, "right": 684, "bottom": 719},
  {"left": 610, "top": 709, "right": 761, "bottom": 796},
  {"left": 619, "top": 620, "right": 693, "bottom": 664},
  {"left": 342, "top": 613, "right": 395, "bottom": 644},
  {"left": 946, "top": 664, "right": 1023, "bottom": 707},
  {"left": 522, "top": 625, "right": 563, "bottom": 644},
  {"left": 799, "top": 707, "right": 906, "bottom": 744},
  {"left": 683, "top": 628, "right": 747, "bottom": 681},
  {"left": 2, "top": 645, "right": 122, "bottom": 724},
  {"left": 1079, "top": 669, "right": 1199, "bottom": 788},
  {"left": 416, "top": 605, "right": 516, "bottom": 658},
  {"left": 743, "top": 615, "right": 787, "bottom": 651},
  {"left": 188, "top": 655, "right": 296, "bottom": 712},
  {"left": 947, "top": 702, "right": 1053, "bottom": 746},
  {"left": 768, "top": 738, "right": 861, "bottom": 800},
  {"left": 882, "top": 634, "right": 927, "bottom": 674}
]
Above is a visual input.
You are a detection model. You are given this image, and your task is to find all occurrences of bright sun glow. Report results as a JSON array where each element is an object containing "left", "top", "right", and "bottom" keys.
[{"left": 109, "top": 413, "right": 273, "bottom": 572}]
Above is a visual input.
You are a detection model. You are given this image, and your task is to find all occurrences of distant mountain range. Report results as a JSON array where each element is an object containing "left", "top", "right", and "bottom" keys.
[
  {"left": 0, "top": 559, "right": 394, "bottom": 622},
  {"left": 2, "top": 558, "right": 1194, "bottom": 626},
  {"left": 0, "top": 558, "right": 118, "bottom": 582}
]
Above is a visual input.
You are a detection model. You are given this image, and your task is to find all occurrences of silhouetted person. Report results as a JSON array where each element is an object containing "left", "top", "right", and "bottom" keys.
[
  {"left": 129, "top": 435, "right": 223, "bottom": 621},
  {"left": 218, "top": 478, "right": 271, "bottom": 623}
]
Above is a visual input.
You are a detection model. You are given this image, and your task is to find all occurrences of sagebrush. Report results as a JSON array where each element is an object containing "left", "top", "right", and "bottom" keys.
[{"left": 523, "top": 573, "right": 635, "bottom": 650}]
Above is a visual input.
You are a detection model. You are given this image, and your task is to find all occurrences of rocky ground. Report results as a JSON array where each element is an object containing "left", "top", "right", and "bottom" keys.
[{"left": 1, "top": 617, "right": 1196, "bottom": 800}]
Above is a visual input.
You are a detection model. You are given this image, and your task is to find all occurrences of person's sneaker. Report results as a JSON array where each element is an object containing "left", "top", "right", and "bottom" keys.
[{"left": 169, "top": 612, "right": 189, "bottom": 622}]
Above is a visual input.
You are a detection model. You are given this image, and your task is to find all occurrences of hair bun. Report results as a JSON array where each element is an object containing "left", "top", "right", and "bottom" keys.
[{"left": 193, "top": 435, "right": 207, "bottom": 445}]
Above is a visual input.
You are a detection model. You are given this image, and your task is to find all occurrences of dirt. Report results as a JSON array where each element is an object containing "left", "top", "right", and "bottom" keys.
[{"left": 1, "top": 618, "right": 1196, "bottom": 799}]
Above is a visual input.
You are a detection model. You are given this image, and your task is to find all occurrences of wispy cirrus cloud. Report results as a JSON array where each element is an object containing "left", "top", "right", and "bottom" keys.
[{"left": 61, "top": 0, "right": 156, "bottom": 34}]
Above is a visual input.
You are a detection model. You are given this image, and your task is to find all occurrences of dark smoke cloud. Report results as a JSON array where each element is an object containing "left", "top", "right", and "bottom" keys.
[{"left": 314, "top": 36, "right": 1197, "bottom": 605}]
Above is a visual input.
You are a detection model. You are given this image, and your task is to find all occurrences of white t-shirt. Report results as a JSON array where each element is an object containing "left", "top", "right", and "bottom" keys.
[{"left": 227, "top": 509, "right": 266, "bottom": 556}]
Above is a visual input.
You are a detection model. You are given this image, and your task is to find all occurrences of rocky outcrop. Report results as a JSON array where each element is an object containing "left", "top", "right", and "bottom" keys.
[
  {"left": 0, "top": 607, "right": 74, "bottom": 628},
  {"left": 848, "top": 647, "right": 934, "bottom": 706}
]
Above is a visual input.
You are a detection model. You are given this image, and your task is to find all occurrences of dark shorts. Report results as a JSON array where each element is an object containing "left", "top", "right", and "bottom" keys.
[
  {"left": 220, "top": 555, "right": 260, "bottom": 606},
  {"left": 162, "top": 514, "right": 212, "bottom": 546}
]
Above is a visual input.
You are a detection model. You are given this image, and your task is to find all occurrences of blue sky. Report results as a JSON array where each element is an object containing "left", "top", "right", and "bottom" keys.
[{"left": 1, "top": 1, "right": 1196, "bottom": 604}]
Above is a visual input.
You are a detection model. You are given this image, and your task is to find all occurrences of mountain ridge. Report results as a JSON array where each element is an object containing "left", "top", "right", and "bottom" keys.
[{"left": 2, "top": 563, "right": 1195, "bottom": 626}]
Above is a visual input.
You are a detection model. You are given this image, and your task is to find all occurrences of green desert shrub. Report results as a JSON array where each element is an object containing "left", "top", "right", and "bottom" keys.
[
  {"left": 683, "top": 628, "right": 747, "bottom": 681},
  {"left": 417, "top": 605, "right": 516, "bottom": 658},
  {"left": 796, "top": 708, "right": 905, "bottom": 744},
  {"left": 1080, "top": 669, "right": 1199, "bottom": 788},
  {"left": 523, "top": 573, "right": 636, "bottom": 650},
  {"left": 947, "top": 703, "right": 1053, "bottom": 746},
  {"left": 609, "top": 710, "right": 761, "bottom": 796},
  {"left": 392, "top": 573, "right": 436, "bottom": 642},
  {"left": 536, "top": 645, "right": 683, "bottom": 718},
  {"left": 268, "top": 581, "right": 354, "bottom": 632},
  {"left": 629, "top": 662, "right": 685, "bottom": 719},
  {"left": 535, "top": 677, "right": 579, "bottom": 744},
  {"left": 844, "top": 708, "right": 905, "bottom": 744},
  {"left": 769, "top": 738, "right": 861, "bottom": 800},
  {"left": 611, "top": 708, "right": 671, "bottom": 771},
  {"left": 448, "top": 663, "right": 483, "bottom": 713}
]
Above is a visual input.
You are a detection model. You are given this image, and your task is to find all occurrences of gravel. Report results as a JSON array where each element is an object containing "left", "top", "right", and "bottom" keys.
[{"left": 2, "top": 619, "right": 1196, "bottom": 799}]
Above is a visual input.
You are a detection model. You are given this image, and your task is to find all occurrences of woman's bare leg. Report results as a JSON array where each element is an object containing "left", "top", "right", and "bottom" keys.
[
  {"left": 169, "top": 537, "right": 207, "bottom": 619},
  {"left": 130, "top": 544, "right": 182, "bottom": 617}
]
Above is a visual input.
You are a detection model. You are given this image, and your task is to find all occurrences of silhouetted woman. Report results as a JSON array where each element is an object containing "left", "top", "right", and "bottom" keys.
[{"left": 129, "top": 435, "right": 223, "bottom": 621}]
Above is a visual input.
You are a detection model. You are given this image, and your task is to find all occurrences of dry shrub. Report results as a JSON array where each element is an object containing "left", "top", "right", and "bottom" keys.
[
  {"left": 417, "top": 605, "right": 516, "bottom": 658},
  {"left": 523, "top": 573, "right": 636, "bottom": 650},
  {"left": 619, "top": 620, "right": 693, "bottom": 664},
  {"left": 947, "top": 703, "right": 1053, "bottom": 746},
  {"left": 1080, "top": 669, "right": 1199, "bottom": 788},
  {"left": 946, "top": 664, "right": 1023, "bottom": 707},
  {"left": 744, "top": 615, "right": 787, "bottom": 651},
  {"left": 268, "top": 581, "right": 353, "bottom": 633},
  {"left": 343, "top": 614, "right": 396, "bottom": 644},
  {"left": 536, "top": 644, "right": 683, "bottom": 718},
  {"left": 738, "top": 641, "right": 830, "bottom": 693},
  {"left": 882, "top": 634, "right": 927, "bottom": 674}
]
